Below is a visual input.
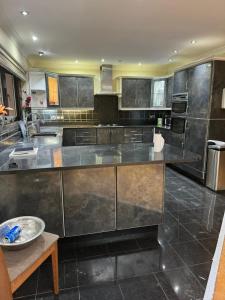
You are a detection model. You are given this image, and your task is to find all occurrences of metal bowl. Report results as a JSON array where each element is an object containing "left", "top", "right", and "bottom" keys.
[{"left": 0, "top": 216, "right": 45, "bottom": 250}]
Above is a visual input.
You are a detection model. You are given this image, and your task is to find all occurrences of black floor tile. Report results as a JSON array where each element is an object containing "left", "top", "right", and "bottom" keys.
[
  {"left": 155, "top": 266, "right": 204, "bottom": 300},
  {"left": 158, "top": 221, "right": 194, "bottom": 245},
  {"left": 116, "top": 249, "right": 161, "bottom": 279},
  {"left": 171, "top": 240, "right": 212, "bottom": 266},
  {"left": 166, "top": 188, "right": 193, "bottom": 199},
  {"left": 158, "top": 243, "right": 185, "bottom": 271},
  {"left": 80, "top": 282, "right": 123, "bottom": 300},
  {"left": 119, "top": 274, "right": 167, "bottom": 300},
  {"left": 77, "top": 256, "right": 115, "bottom": 286},
  {"left": 36, "top": 288, "right": 79, "bottom": 299},
  {"left": 107, "top": 239, "right": 140, "bottom": 255},
  {"left": 116, "top": 245, "right": 184, "bottom": 280},
  {"left": 182, "top": 221, "right": 219, "bottom": 240},
  {"left": 198, "top": 237, "right": 218, "bottom": 255},
  {"left": 189, "top": 262, "right": 212, "bottom": 288},
  {"left": 37, "top": 261, "right": 78, "bottom": 294},
  {"left": 13, "top": 270, "right": 38, "bottom": 298}
]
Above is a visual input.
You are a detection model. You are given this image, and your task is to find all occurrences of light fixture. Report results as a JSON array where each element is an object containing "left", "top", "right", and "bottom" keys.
[
  {"left": 168, "top": 58, "right": 173, "bottom": 62},
  {"left": 20, "top": 10, "right": 29, "bottom": 16},
  {"left": 75, "top": 60, "right": 79, "bottom": 64},
  {"left": 138, "top": 62, "right": 142, "bottom": 66},
  {"left": 32, "top": 35, "right": 38, "bottom": 41},
  {"left": 38, "top": 51, "right": 44, "bottom": 56},
  {"left": 191, "top": 40, "right": 196, "bottom": 44},
  {"left": 173, "top": 50, "right": 178, "bottom": 54},
  {"left": 101, "top": 58, "right": 105, "bottom": 63}
]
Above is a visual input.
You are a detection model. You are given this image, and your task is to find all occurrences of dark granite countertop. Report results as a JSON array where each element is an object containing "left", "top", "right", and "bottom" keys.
[
  {"left": 0, "top": 133, "right": 199, "bottom": 174},
  {"left": 42, "top": 124, "right": 171, "bottom": 130}
]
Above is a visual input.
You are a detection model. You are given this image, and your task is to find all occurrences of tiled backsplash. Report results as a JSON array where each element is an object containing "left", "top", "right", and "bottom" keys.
[
  {"left": 32, "top": 108, "right": 169, "bottom": 125},
  {"left": 31, "top": 108, "right": 99, "bottom": 124}
]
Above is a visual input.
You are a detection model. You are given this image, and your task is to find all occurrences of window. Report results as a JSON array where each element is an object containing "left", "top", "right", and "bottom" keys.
[{"left": 152, "top": 80, "right": 166, "bottom": 107}]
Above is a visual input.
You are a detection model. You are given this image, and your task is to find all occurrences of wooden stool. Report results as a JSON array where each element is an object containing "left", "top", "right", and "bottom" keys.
[{"left": 0, "top": 231, "right": 59, "bottom": 300}]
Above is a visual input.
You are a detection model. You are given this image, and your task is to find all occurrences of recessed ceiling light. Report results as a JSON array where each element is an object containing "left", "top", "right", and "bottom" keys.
[
  {"left": 38, "top": 51, "right": 44, "bottom": 56},
  {"left": 101, "top": 58, "right": 105, "bottom": 63},
  {"left": 21, "top": 10, "right": 29, "bottom": 16},
  {"left": 191, "top": 40, "right": 196, "bottom": 44},
  {"left": 138, "top": 62, "right": 142, "bottom": 66},
  {"left": 173, "top": 50, "right": 178, "bottom": 54},
  {"left": 75, "top": 60, "right": 79, "bottom": 64},
  {"left": 168, "top": 58, "right": 173, "bottom": 62},
  {"left": 32, "top": 35, "right": 38, "bottom": 41}
]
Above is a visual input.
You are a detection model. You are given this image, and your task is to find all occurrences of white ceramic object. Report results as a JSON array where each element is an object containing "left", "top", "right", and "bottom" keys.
[
  {"left": 153, "top": 133, "right": 165, "bottom": 152},
  {"left": 0, "top": 216, "right": 45, "bottom": 250}
]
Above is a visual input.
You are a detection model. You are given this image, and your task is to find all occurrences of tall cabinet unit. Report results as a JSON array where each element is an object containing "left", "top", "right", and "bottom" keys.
[{"left": 173, "top": 60, "right": 225, "bottom": 182}]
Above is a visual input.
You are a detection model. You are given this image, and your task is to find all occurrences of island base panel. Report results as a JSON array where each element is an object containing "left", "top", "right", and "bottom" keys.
[{"left": 117, "top": 164, "right": 164, "bottom": 230}]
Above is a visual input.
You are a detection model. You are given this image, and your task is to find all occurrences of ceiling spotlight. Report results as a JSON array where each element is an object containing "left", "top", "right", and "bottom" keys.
[
  {"left": 101, "top": 58, "right": 105, "bottom": 63},
  {"left": 191, "top": 40, "right": 196, "bottom": 44},
  {"left": 174, "top": 50, "right": 178, "bottom": 54},
  {"left": 138, "top": 62, "right": 142, "bottom": 66},
  {"left": 21, "top": 10, "right": 29, "bottom": 16},
  {"left": 32, "top": 35, "right": 38, "bottom": 41},
  {"left": 168, "top": 58, "right": 173, "bottom": 62},
  {"left": 38, "top": 51, "right": 44, "bottom": 56},
  {"left": 75, "top": 60, "right": 79, "bottom": 64}
]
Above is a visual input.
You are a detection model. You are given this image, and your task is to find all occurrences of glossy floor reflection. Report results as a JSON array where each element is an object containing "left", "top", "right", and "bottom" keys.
[{"left": 13, "top": 167, "right": 225, "bottom": 300}]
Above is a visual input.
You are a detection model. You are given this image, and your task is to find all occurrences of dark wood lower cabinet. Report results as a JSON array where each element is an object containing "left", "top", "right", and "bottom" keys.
[
  {"left": 97, "top": 128, "right": 111, "bottom": 144},
  {"left": 110, "top": 128, "right": 124, "bottom": 144},
  {"left": 63, "top": 167, "right": 116, "bottom": 236},
  {"left": 0, "top": 171, "right": 64, "bottom": 236},
  {"left": 117, "top": 164, "right": 164, "bottom": 230}
]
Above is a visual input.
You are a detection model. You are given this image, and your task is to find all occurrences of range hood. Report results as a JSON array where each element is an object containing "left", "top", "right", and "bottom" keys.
[{"left": 95, "top": 64, "right": 119, "bottom": 95}]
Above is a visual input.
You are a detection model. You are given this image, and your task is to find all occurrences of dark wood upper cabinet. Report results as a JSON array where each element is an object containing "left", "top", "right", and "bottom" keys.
[
  {"left": 59, "top": 76, "right": 77, "bottom": 107},
  {"left": 59, "top": 76, "right": 94, "bottom": 108},
  {"left": 121, "top": 78, "right": 151, "bottom": 108},
  {"left": 136, "top": 79, "right": 151, "bottom": 108},
  {"left": 121, "top": 78, "right": 136, "bottom": 108},
  {"left": 173, "top": 70, "right": 188, "bottom": 94},
  {"left": 77, "top": 77, "right": 94, "bottom": 108}
]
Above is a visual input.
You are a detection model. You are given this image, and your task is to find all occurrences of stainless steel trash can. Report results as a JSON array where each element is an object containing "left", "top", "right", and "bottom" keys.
[{"left": 206, "top": 140, "right": 225, "bottom": 191}]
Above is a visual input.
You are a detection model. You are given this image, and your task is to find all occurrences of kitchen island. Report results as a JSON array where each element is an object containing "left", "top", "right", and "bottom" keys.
[{"left": 0, "top": 134, "right": 198, "bottom": 238}]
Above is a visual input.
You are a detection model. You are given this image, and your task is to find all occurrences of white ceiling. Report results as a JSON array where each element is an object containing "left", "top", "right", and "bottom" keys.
[{"left": 0, "top": 0, "right": 225, "bottom": 65}]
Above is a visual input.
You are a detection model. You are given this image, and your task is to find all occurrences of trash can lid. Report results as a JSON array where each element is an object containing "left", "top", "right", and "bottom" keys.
[{"left": 208, "top": 140, "right": 225, "bottom": 150}]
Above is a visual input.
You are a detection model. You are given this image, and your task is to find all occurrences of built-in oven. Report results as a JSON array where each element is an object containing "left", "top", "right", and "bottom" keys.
[
  {"left": 171, "top": 117, "right": 186, "bottom": 134},
  {"left": 171, "top": 93, "right": 188, "bottom": 114}
]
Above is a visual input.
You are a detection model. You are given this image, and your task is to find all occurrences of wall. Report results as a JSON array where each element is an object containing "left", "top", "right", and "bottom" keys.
[
  {"left": 28, "top": 56, "right": 173, "bottom": 94},
  {"left": 0, "top": 27, "right": 27, "bottom": 72}
]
